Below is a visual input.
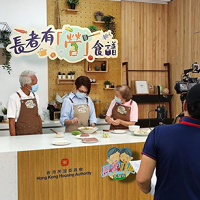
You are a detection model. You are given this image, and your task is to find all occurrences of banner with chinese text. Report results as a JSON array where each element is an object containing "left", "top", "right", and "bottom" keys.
[{"left": 7, "top": 25, "right": 118, "bottom": 63}]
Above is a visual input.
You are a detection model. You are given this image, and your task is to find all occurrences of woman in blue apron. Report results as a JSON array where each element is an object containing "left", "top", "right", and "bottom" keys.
[{"left": 60, "top": 76, "right": 97, "bottom": 132}]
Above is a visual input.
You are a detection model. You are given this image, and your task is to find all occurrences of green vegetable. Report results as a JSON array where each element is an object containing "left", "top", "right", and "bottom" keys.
[
  {"left": 71, "top": 43, "right": 78, "bottom": 51},
  {"left": 72, "top": 130, "right": 81, "bottom": 135}
]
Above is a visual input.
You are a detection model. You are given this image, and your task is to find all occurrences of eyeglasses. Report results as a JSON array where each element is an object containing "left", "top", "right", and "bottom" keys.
[{"left": 78, "top": 89, "right": 88, "bottom": 94}]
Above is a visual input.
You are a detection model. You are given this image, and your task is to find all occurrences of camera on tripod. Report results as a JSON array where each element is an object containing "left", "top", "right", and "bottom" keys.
[
  {"left": 173, "top": 62, "right": 200, "bottom": 123},
  {"left": 174, "top": 62, "right": 200, "bottom": 94}
]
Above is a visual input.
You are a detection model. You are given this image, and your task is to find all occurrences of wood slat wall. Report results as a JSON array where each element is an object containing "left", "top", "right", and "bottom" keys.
[
  {"left": 121, "top": 2, "right": 169, "bottom": 118},
  {"left": 168, "top": 0, "right": 200, "bottom": 118},
  {"left": 18, "top": 144, "right": 153, "bottom": 200}
]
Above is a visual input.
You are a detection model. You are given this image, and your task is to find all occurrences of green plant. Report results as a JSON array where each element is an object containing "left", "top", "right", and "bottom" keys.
[
  {"left": 58, "top": 72, "right": 61, "bottom": 75},
  {"left": 104, "top": 80, "right": 111, "bottom": 85},
  {"left": 70, "top": 71, "right": 75, "bottom": 75},
  {"left": 67, "top": 0, "right": 79, "bottom": 5},
  {"left": 62, "top": 73, "right": 66, "bottom": 75},
  {"left": 1, "top": 107, "right": 7, "bottom": 115},
  {"left": 88, "top": 25, "right": 98, "bottom": 32},
  {"left": 67, "top": 71, "right": 72, "bottom": 75},
  {"left": 94, "top": 11, "right": 104, "bottom": 16},
  {"left": 0, "top": 30, "right": 12, "bottom": 74},
  {"left": 102, "top": 15, "right": 116, "bottom": 38}
]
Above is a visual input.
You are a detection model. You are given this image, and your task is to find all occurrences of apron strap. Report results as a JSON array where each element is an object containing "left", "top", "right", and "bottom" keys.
[
  {"left": 130, "top": 100, "right": 133, "bottom": 105},
  {"left": 16, "top": 92, "right": 22, "bottom": 100},
  {"left": 32, "top": 92, "right": 36, "bottom": 98},
  {"left": 69, "top": 98, "right": 74, "bottom": 103},
  {"left": 86, "top": 97, "right": 88, "bottom": 105}
]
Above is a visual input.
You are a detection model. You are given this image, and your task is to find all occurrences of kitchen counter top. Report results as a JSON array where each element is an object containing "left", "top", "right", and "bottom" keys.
[
  {"left": 0, "top": 118, "right": 108, "bottom": 130},
  {"left": 0, "top": 131, "right": 148, "bottom": 153}
]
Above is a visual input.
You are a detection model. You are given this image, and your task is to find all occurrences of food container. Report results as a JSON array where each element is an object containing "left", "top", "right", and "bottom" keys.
[
  {"left": 128, "top": 125, "right": 140, "bottom": 132},
  {"left": 78, "top": 127, "right": 98, "bottom": 134},
  {"left": 102, "top": 131, "right": 110, "bottom": 138},
  {"left": 94, "top": 99, "right": 101, "bottom": 117},
  {"left": 55, "top": 132, "right": 64, "bottom": 138}
]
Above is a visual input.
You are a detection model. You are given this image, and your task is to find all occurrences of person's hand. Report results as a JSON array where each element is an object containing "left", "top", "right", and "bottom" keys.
[
  {"left": 106, "top": 116, "right": 114, "bottom": 124},
  {"left": 71, "top": 117, "right": 79, "bottom": 124},
  {"left": 90, "top": 123, "right": 96, "bottom": 127},
  {"left": 111, "top": 119, "right": 121, "bottom": 125}
]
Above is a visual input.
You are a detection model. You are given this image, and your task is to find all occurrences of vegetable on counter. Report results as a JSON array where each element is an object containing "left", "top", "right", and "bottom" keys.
[
  {"left": 14, "top": 29, "right": 27, "bottom": 34},
  {"left": 72, "top": 130, "right": 81, "bottom": 135}
]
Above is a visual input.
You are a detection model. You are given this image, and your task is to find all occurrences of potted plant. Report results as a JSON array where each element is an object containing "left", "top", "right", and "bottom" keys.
[
  {"left": 88, "top": 25, "right": 98, "bottom": 33},
  {"left": 67, "top": 0, "right": 79, "bottom": 10},
  {"left": 70, "top": 71, "right": 75, "bottom": 79},
  {"left": 0, "top": 30, "right": 12, "bottom": 74},
  {"left": 67, "top": 71, "right": 72, "bottom": 79},
  {"left": 62, "top": 73, "right": 66, "bottom": 79},
  {"left": 102, "top": 15, "right": 116, "bottom": 38},
  {"left": 1, "top": 107, "right": 7, "bottom": 121},
  {"left": 104, "top": 80, "right": 111, "bottom": 89},
  {"left": 58, "top": 72, "right": 62, "bottom": 79},
  {"left": 94, "top": 11, "right": 104, "bottom": 21}
]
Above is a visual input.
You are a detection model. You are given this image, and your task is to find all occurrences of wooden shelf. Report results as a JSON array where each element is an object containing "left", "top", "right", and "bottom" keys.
[
  {"left": 85, "top": 59, "right": 108, "bottom": 72},
  {"left": 91, "top": 83, "right": 99, "bottom": 85},
  {"left": 57, "top": 78, "right": 75, "bottom": 85},
  {"left": 104, "top": 88, "right": 115, "bottom": 90},
  {"left": 93, "top": 21, "right": 105, "bottom": 24},
  {"left": 132, "top": 94, "right": 173, "bottom": 103},
  {"left": 62, "top": 9, "right": 79, "bottom": 12}
]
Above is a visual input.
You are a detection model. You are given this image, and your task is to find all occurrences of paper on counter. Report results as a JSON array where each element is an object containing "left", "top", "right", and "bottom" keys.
[{"left": 129, "top": 160, "right": 157, "bottom": 196}]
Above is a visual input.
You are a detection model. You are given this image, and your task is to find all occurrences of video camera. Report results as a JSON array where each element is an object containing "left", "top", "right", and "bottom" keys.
[
  {"left": 173, "top": 62, "right": 200, "bottom": 123},
  {"left": 174, "top": 62, "right": 200, "bottom": 94}
]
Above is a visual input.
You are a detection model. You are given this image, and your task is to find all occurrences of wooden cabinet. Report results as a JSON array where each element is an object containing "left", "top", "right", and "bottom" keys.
[{"left": 85, "top": 59, "right": 108, "bottom": 72}]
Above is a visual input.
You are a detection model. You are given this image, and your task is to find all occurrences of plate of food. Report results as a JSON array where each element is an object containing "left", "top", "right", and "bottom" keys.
[
  {"left": 76, "top": 133, "right": 93, "bottom": 139},
  {"left": 133, "top": 129, "right": 151, "bottom": 136},
  {"left": 82, "top": 137, "right": 98, "bottom": 143},
  {"left": 111, "top": 130, "right": 127, "bottom": 134},
  {"left": 52, "top": 141, "right": 70, "bottom": 146},
  {"left": 78, "top": 126, "right": 98, "bottom": 134}
]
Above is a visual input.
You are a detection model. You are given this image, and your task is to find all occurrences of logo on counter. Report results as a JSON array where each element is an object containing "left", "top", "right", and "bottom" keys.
[
  {"left": 61, "top": 158, "right": 69, "bottom": 167},
  {"left": 101, "top": 147, "right": 135, "bottom": 180},
  {"left": 7, "top": 25, "right": 118, "bottom": 63}
]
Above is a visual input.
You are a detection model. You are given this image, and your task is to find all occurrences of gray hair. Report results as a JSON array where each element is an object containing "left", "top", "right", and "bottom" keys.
[
  {"left": 19, "top": 70, "right": 36, "bottom": 87},
  {"left": 115, "top": 85, "right": 132, "bottom": 101}
]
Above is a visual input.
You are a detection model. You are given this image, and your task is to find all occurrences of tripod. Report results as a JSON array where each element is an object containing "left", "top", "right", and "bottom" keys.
[{"left": 173, "top": 93, "right": 187, "bottom": 124}]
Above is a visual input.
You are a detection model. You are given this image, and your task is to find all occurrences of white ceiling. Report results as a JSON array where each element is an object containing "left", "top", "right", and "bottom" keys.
[{"left": 109, "top": 0, "right": 172, "bottom": 4}]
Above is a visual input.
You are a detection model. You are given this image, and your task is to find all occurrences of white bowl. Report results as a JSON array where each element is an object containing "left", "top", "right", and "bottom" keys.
[
  {"left": 55, "top": 132, "right": 64, "bottom": 138},
  {"left": 128, "top": 125, "right": 140, "bottom": 132},
  {"left": 78, "top": 127, "right": 98, "bottom": 134}
]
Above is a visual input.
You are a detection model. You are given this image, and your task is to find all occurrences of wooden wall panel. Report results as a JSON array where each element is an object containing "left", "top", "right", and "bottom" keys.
[
  {"left": 121, "top": 2, "right": 169, "bottom": 119},
  {"left": 47, "top": 0, "right": 121, "bottom": 114},
  {"left": 168, "top": 0, "right": 200, "bottom": 118},
  {"left": 18, "top": 144, "right": 153, "bottom": 200}
]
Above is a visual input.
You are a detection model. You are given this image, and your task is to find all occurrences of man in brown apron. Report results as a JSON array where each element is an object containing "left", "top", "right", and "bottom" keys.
[{"left": 8, "top": 70, "right": 42, "bottom": 136}]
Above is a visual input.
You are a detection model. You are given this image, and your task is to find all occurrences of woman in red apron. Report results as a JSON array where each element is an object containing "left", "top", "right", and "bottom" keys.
[{"left": 105, "top": 85, "right": 138, "bottom": 130}]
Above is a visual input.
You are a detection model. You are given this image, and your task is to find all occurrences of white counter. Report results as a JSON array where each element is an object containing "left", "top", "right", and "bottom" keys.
[{"left": 0, "top": 131, "right": 147, "bottom": 153}]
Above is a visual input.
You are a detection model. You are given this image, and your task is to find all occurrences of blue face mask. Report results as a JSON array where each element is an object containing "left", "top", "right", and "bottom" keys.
[
  {"left": 76, "top": 91, "right": 87, "bottom": 99},
  {"left": 30, "top": 84, "right": 39, "bottom": 93},
  {"left": 115, "top": 96, "right": 122, "bottom": 104}
]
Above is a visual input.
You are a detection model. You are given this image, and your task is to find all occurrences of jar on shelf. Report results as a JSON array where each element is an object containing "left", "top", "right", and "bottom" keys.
[
  {"left": 101, "top": 63, "right": 106, "bottom": 71},
  {"left": 111, "top": 82, "right": 115, "bottom": 88}
]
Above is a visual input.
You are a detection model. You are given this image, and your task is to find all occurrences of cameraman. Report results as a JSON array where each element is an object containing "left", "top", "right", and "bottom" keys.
[{"left": 136, "top": 83, "right": 200, "bottom": 200}]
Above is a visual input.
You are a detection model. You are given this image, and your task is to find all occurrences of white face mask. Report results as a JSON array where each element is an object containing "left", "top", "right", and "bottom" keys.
[
  {"left": 115, "top": 96, "right": 122, "bottom": 104},
  {"left": 76, "top": 90, "right": 86, "bottom": 99}
]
